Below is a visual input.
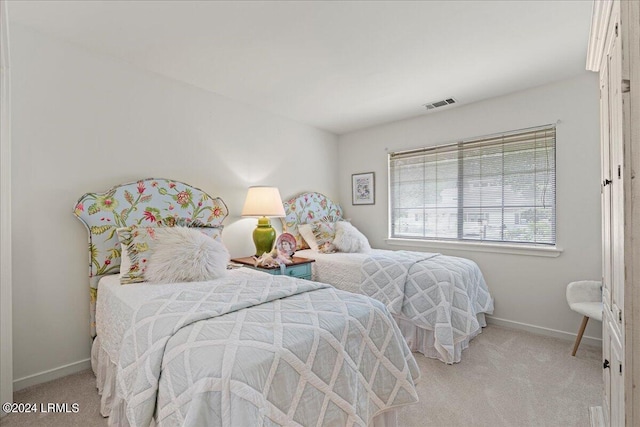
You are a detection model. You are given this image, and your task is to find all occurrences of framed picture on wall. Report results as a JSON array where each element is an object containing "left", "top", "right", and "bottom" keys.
[{"left": 352, "top": 172, "right": 375, "bottom": 205}]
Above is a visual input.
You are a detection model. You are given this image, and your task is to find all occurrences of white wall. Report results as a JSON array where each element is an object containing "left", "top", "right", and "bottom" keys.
[
  {"left": 338, "top": 73, "right": 603, "bottom": 342},
  {"left": 10, "top": 24, "right": 338, "bottom": 388},
  {"left": 0, "top": 0, "right": 13, "bottom": 412}
]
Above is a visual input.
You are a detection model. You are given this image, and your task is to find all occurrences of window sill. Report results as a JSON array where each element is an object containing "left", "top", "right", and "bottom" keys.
[{"left": 385, "top": 238, "right": 563, "bottom": 258}]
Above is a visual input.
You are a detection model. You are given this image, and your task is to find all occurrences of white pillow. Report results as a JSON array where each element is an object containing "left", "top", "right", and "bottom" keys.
[
  {"left": 332, "top": 222, "right": 371, "bottom": 253},
  {"left": 298, "top": 224, "right": 319, "bottom": 252},
  {"left": 144, "top": 227, "right": 230, "bottom": 284}
]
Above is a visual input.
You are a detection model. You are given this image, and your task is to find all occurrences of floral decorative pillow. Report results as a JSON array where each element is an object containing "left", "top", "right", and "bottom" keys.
[
  {"left": 119, "top": 242, "right": 131, "bottom": 277},
  {"left": 298, "top": 224, "right": 319, "bottom": 252},
  {"left": 117, "top": 225, "right": 223, "bottom": 284},
  {"left": 310, "top": 221, "right": 338, "bottom": 253}
]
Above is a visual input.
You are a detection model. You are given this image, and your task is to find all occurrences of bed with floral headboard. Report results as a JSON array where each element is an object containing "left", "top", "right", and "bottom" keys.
[
  {"left": 281, "top": 192, "right": 343, "bottom": 250},
  {"left": 73, "top": 178, "right": 228, "bottom": 336},
  {"left": 280, "top": 191, "right": 495, "bottom": 364},
  {"left": 73, "top": 181, "right": 422, "bottom": 427}
]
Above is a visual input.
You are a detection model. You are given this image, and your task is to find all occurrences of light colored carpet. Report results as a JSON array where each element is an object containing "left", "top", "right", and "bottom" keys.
[
  {"left": 397, "top": 325, "right": 601, "bottom": 427},
  {"left": 0, "top": 325, "right": 601, "bottom": 427}
]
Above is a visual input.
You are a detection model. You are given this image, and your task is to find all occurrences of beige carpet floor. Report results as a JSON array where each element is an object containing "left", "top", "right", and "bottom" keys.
[{"left": 1, "top": 325, "right": 601, "bottom": 427}]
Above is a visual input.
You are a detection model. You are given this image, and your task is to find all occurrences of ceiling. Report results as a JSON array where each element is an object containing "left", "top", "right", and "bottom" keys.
[{"left": 7, "top": 1, "right": 594, "bottom": 135}]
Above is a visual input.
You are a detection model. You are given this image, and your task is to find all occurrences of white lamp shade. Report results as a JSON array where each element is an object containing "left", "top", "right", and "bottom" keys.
[{"left": 241, "top": 186, "right": 286, "bottom": 217}]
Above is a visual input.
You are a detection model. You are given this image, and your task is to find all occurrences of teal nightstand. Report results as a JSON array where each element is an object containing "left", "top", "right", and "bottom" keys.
[{"left": 231, "top": 256, "right": 314, "bottom": 280}]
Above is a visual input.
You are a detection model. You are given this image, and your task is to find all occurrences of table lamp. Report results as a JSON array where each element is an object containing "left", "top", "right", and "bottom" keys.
[{"left": 241, "top": 186, "right": 286, "bottom": 256}]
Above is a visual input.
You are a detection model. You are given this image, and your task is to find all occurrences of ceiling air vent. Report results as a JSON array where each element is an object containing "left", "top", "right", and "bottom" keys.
[{"left": 423, "top": 97, "right": 457, "bottom": 110}]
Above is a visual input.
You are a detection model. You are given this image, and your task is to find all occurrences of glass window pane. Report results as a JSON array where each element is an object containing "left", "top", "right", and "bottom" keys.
[{"left": 389, "top": 126, "right": 555, "bottom": 245}]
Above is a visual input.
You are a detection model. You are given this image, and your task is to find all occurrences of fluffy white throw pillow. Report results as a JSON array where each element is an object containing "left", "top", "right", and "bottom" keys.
[
  {"left": 145, "top": 227, "right": 230, "bottom": 284},
  {"left": 332, "top": 221, "right": 372, "bottom": 253}
]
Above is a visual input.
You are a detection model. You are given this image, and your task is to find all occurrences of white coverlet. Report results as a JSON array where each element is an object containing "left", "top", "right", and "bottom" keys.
[
  {"left": 293, "top": 249, "right": 494, "bottom": 364},
  {"left": 360, "top": 251, "right": 440, "bottom": 314},
  {"left": 361, "top": 251, "right": 493, "bottom": 364},
  {"left": 96, "top": 269, "right": 270, "bottom": 365},
  {"left": 295, "top": 249, "right": 372, "bottom": 294},
  {"left": 106, "top": 273, "right": 420, "bottom": 427}
]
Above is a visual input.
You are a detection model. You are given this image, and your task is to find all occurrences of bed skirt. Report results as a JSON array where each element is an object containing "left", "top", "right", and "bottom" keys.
[
  {"left": 393, "top": 313, "right": 487, "bottom": 364},
  {"left": 91, "top": 336, "right": 401, "bottom": 426},
  {"left": 91, "top": 337, "right": 116, "bottom": 418}
]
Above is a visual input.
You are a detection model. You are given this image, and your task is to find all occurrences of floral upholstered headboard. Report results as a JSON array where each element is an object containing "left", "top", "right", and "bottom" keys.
[
  {"left": 281, "top": 192, "right": 343, "bottom": 250},
  {"left": 73, "top": 178, "right": 228, "bottom": 336}
]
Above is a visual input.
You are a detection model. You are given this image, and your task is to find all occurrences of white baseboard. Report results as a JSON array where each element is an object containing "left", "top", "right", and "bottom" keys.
[
  {"left": 486, "top": 315, "right": 603, "bottom": 348},
  {"left": 589, "top": 406, "right": 605, "bottom": 427},
  {"left": 13, "top": 358, "right": 91, "bottom": 392}
]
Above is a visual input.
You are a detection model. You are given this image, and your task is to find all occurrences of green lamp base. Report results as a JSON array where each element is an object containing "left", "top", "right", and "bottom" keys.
[{"left": 253, "top": 217, "right": 276, "bottom": 256}]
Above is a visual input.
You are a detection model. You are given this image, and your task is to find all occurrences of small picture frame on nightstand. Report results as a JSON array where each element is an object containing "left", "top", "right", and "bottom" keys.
[{"left": 276, "top": 233, "right": 296, "bottom": 261}]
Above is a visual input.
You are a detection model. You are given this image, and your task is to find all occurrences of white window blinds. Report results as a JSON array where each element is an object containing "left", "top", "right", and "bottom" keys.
[{"left": 389, "top": 126, "right": 556, "bottom": 245}]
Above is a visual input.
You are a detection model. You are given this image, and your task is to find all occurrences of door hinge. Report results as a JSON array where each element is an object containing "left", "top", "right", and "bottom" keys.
[
  {"left": 619, "top": 309, "right": 622, "bottom": 322},
  {"left": 618, "top": 165, "right": 621, "bottom": 179},
  {"left": 619, "top": 363, "right": 623, "bottom": 375},
  {"left": 622, "top": 79, "right": 630, "bottom": 93},
  {"left": 615, "top": 23, "right": 619, "bottom": 37}
]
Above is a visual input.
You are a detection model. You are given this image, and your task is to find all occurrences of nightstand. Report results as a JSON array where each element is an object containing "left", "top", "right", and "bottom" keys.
[{"left": 230, "top": 256, "right": 315, "bottom": 280}]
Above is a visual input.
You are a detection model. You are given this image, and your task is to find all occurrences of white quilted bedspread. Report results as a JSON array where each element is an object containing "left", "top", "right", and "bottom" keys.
[
  {"left": 111, "top": 274, "right": 420, "bottom": 427},
  {"left": 361, "top": 251, "right": 494, "bottom": 364}
]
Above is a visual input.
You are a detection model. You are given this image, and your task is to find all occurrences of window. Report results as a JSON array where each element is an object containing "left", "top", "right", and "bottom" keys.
[{"left": 389, "top": 125, "right": 556, "bottom": 246}]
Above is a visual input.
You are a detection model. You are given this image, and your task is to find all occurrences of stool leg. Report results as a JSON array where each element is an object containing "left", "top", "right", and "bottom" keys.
[{"left": 571, "top": 316, "right": 589, "bottom": 356}]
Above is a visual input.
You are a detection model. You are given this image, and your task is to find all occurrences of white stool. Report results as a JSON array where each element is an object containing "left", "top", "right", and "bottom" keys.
[{"left": 566, "top": 280, "right": 603, "bottom": 356}]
